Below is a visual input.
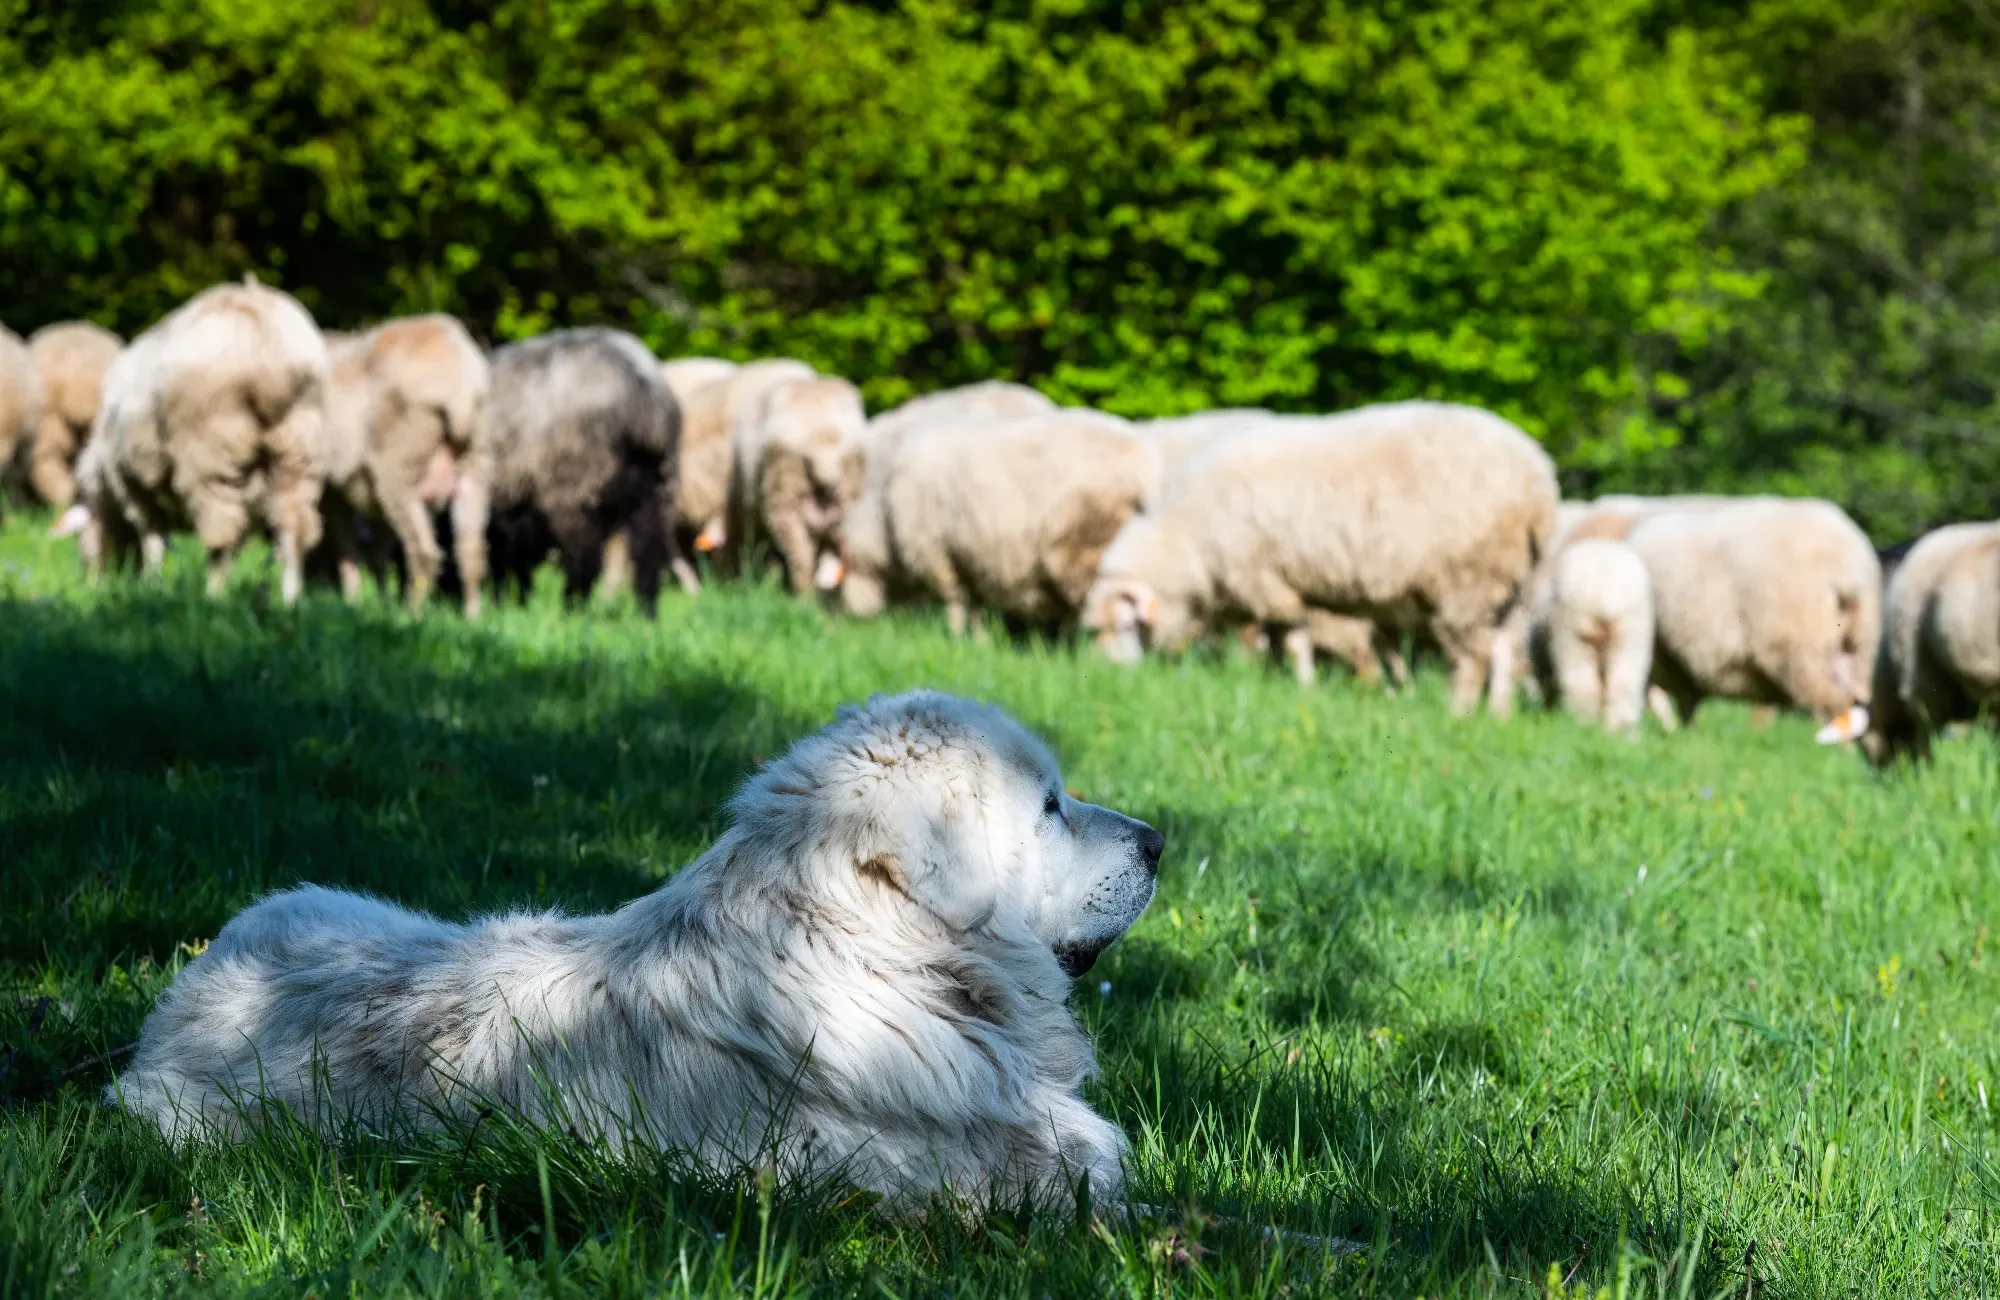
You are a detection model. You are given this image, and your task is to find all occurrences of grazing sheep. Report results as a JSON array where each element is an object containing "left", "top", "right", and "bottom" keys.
[
  {"left": 74, "top": 279, "right": 329, "bottom": 604},
  {"left": 320, "top": 315, "right": 491, "bottom": 615},
  {"left": 1083, "top": 401, "right": 1558, "bottom": 714},
  {"left": 1862, "top": 522, "right": 2000, "bottom": 764},
  {"left": 1624, "top": 497, "right": 1879, "bottom": 731},
  {"left": 672, "top": 359, "right": 814, "bottom": 578},
  {"left": 880, "top": 410, "right": 1158, "bottom": 634},
  {"left": 0, "top": 324, "right": 39, "bottom": 488},
  {"left": 841, "top": 382, "right": 1056, "bottom": 618},
  {"left": 731, "top": 374, "right": 868, "bottom": 594},
  {"left": 1528, "top": 538, "right": 1654, "bottom": 731},
  {"left": 24, "top": 322, "right": 121, "bottom": 508},
  {"left": 482, "top": 328, "right": 683, "bottom": 614}
]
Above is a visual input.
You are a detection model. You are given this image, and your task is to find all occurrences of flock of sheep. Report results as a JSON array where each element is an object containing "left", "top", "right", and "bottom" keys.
[{"left": 2, "top": 277, "right": 1995, "bottom": 766}]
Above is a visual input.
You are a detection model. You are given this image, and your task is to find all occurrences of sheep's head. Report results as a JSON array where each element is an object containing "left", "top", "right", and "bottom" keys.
[{"left": 1083, "top": 577, "right": 1167, "bottom": 664}]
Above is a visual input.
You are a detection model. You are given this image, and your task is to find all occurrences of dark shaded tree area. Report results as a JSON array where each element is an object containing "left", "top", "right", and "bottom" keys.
[{"left": 4, "top": 0, "right": 1996, "bottom": 534}]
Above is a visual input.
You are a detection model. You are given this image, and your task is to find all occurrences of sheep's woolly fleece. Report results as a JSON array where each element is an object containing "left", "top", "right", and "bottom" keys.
[{"left": 112, "top": 691, "right": 1164, "bottom": 1207}]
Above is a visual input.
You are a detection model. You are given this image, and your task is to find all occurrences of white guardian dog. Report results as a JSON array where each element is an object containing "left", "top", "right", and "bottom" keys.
[{"left": 111, "top": 691, "right": 1163, "bottom": 1206}]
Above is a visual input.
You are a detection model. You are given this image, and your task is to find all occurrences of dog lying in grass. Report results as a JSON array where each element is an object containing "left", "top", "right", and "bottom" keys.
[{"left": 110, "top": 691, "right": 1163, "bottom": 1207}]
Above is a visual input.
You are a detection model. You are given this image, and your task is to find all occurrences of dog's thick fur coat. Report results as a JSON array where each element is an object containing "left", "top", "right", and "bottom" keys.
[{"left": 113, "top": 692, "right": 1162, "bottom": 1206}]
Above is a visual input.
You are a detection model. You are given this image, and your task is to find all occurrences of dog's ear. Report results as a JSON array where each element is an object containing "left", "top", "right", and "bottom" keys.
[{"left": 855, "top": 770, "right": 999, "bottom": 932}]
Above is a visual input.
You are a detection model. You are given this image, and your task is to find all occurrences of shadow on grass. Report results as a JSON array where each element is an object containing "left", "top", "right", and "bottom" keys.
[{"left": 0, "top": 585, "right": 808, "bottom": 1095}]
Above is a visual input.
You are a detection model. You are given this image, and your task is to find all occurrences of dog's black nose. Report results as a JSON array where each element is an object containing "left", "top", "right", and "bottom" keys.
[{"left": 1135, "top": 825, "right": 1165, "bottom": 874}]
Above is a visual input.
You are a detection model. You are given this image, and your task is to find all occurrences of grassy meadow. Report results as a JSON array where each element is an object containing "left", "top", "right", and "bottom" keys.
[{"left": 2, "top": 509, "right": 1999, "bottom": 1298}]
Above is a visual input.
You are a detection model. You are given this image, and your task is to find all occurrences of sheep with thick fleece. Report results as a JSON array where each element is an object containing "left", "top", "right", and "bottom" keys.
[
  {"left": 841, "top": 382, "right": 1056, "bottom": 618},
  {"left": 1528, "top": 538, "right": 1654, "bottom": 731},
  {"left": 1083, "top": 402, "right": 1557, "bottom": 714},
  {"left": 731, "top": 374, "right": 869, "bottom": 594},
  {"left": 671, "top": 359, "right": 813, "bottom": 569},
  {"left": 1861, "top": 522, "right": 2000, "bottom": 764},
  {"left": 880, "top": 410, "right": 1157, "bottom": 634},
  {"left": 1624, "top": 498, "right": 1878, "bottom": 730},
  {"left": 24, "top": 322, "right": 121, "bottom": 508},
  {"left": 0, "top": 324, "right": 39, "bottom": 487},
  {"left": 74, "top": 279, "right": 329, "bottom": 604},
  {"left": 320, "top": 315, "right": 491, "bottom": 615},
  {"left": 482, "top": 328, "right": 683, "bottom": 614}
]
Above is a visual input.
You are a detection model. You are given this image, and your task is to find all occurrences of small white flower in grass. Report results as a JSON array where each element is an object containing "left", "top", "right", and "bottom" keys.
[
  {"left": 1098, "top": 981, "right": 1112, "bottom": 999},
  {"left": 1636, "top": 864, "right": 1647, "bottom": 885}
]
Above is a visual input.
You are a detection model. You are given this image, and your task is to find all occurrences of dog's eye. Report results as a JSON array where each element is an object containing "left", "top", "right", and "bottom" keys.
[{"left": 1043, "top": 792, "right": 1061, "bottom": 818}]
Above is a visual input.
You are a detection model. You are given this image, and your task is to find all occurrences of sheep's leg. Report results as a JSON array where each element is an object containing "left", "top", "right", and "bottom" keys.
[
  {"left": 1434, "top": 617, "right": 1492, "bottom": 717},
  {"left": 772, "top": 512, "right": 820, "bottom": 597},
  {"left": 1552, "top": 623, "right": 1607, "bottom": 725},
  {"left": 670, "top": 556, "right": 701, "bottom": 596},
  {"left": 450, "top": 463, "right": 490, "bottom": 619},
  {"left": 1600, "top": 629, "right": 1650, "bottom": 733},
  {"left": 28, "top": 415, "right": 77, "bottom": 509},
  {"left": 1305, "top": 612, "right": 1380, "bottom": 684},
  {"left": 945, "top": 596, "right": 970, "bottom": 639},
  {"left": 549, "top": 513, "right": 608, "bottom": 609},
  {"left": 1646, "top": 685, "right": 1680, "bottom": 732},
  {"left": 319, "top": 496, "right": 365, "bottom": 604},
  {"left": 140, "top": 531, "right": 166, "bottom": 578},
  {"left": 1380, "top": 634, "right": 1411, "bottom": 689},
  {"left": 624, "top": 480, "right": 670, "bottom": 618},
  {"left": 598, "top": 531, "right": 633, "bottom": 598},
  {"left": 263, "top": 402, "right": 325, "bottom": 610},
  {"left": 377, "top": 486, "right": 441, "bottom": 613},
  {"left": 204, "top": 546, "right": 236, "bottom": 598},
  {"left": 1282, "top": 625, "right": 1316, "bottom": 687}
]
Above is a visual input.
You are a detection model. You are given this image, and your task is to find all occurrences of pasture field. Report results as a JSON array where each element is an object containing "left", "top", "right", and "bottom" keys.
[{"left": 2, "top": 509, "right": 1998, "bottom": 1298}]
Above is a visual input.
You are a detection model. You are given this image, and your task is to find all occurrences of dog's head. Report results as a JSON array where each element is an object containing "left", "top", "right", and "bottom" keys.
[{"left": 730, "top": 691, "right": 1161, "bottom": 977}]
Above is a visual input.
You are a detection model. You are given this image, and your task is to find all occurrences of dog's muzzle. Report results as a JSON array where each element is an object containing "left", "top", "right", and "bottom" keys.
[{"left": 1054, "top": 939, "right": 1112, "bottom": 978}]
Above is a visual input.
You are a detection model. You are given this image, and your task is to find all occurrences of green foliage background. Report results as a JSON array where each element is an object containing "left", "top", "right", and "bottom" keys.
[{"left": 3, "top": 0, "right": 1994, "bottom": 536}]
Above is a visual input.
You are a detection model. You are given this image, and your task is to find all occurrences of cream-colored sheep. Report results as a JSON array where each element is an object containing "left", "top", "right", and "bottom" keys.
[
  {"left": 1083, "top": 401, "right": 1558, "bottom": 714},
  {"left": 24, "top": 322, "right": 121, "bottom": 508},
  {"left": 881, "top": 410, "right": 1157, "bottom": 634},
  {"left": 731, "top": 374, "right": 868, "bottom": 594},
  {"left": 1141, "top": 409, "right": 1409, "bottom": 687},
  {"left": 1862, "top": 522, "right": 2000, "bottom": 764},
  {"left": 1624, "top": 497, "right": 1879, "bottom": 731},
  {"left": 673, "top": 359, "right": 814, "bottom": 567},
  {"left": 841, "top": 382, "right": 1057, "bottom": 618},
  {"left": 661, "top": 356, "right": 738, "bottom": 402},
  {"left": 75, "top": 279, "right": 329, "bottom": 604},
  {"left": 0, "top": 324, "right": 38, "bottom": 488},
  {"left": 1528, "top": 537, "right": 1654, "bottom": 731},
  {"left": 320, "top": 315, "right": 491, "bottom": 615}
]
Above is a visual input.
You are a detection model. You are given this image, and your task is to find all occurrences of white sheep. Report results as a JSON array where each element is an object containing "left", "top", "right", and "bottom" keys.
[
  {"left": 24, "top": 321, "right": 121, "bottom": 508},
  {"left": 1862, "top": 521, "right": 2000, "bottom": 763},
  {"left": 1528, "top": 537, "right": 1654, "bottom": 731},
  {"left": 840, "top": 382, "right": 1056, "bottom": 618},
  {"left": 74, "top": 279, "right": 329, "bottom": 604},
  {"left": 1624, "top": 497, "right": 1879, "bottom": 733},
  {"left": 673, "top": 358, "right": 814, "bottom": 568},
  {"left": 1083, "top": 401, "right": 1558, "bottom": 714},
  {"left": 730, "top": 375, "right": 869, "bottom": 594},
  {"left": 878, "top": 409, "right": 1158, "bottom": 634},
  {"left": 320, "top": 315, "right": 491, "bottom": 614}
]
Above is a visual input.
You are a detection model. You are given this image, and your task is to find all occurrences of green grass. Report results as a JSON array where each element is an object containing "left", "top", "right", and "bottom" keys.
[{"left": 2, "top": 508, "right": 1999, "bottom": 1299}]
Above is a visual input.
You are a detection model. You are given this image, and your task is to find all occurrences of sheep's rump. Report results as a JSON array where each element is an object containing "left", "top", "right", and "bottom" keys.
[
  {"left": 80, "top": 281, "right": 331, "bottom": 602},
  {"left": 482, "top": 328, "right": 681, "bottom": 611},
  {"left": 1626, "top": 497, "right": 1879, "bottom": 722},
  {"left": 24, "top": 321, "right": 122, "bottom": 507},
  {"left": 886, "top": 410, "right": 1157, "bottom": 627},
  {"left": 320, "top": 314, "right": 492, "bottom": 612},
  {"left": 1866, "top": 521, "right": 2000, "bottom": 762},
  {"left": 1529, "top": 537, "right": 1654, "bottom": 730}
]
